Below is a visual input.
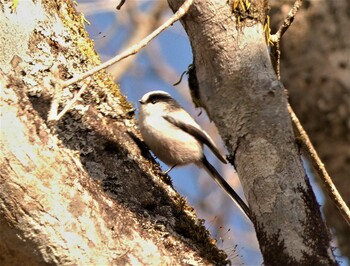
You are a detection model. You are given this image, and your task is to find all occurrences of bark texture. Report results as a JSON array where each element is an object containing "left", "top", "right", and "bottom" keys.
[
  {"left": 0, "top": 0, "right": 228, "bottom": 264},
  {"left": 168, "top": 0, "right": 337, "bottom": 264},
  {"left": 270, "top": 0, "right": 350, "bottom": 259}
]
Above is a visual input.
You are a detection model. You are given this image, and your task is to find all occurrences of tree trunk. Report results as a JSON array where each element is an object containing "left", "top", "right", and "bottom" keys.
[
  {"left": 271, "top": 0, "right": 350, "bottom": 259},
  {"left": 167, "top": 0, "right": 337, "bottom": 264},
  {"left": 0, "top": 0, "right": 228, "bottom": 264}
]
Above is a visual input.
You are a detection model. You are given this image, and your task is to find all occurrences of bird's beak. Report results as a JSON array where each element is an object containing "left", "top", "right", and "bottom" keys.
[{"left": 138, "top": 99, "right": 144, "bottom": 104}]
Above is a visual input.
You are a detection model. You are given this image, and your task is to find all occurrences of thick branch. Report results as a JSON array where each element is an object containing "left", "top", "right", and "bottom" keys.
[{"left": 0, "top": 0, "right": 228, "bottom": 264}]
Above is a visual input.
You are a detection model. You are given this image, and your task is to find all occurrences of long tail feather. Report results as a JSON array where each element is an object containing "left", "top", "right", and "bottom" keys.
[{"left": 201, "top": 156, "right": 252, "bottom": 222}]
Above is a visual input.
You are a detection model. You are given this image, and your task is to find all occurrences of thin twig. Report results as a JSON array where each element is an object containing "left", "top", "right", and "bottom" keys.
[
  {"left": 62, "top": 0, "right": 194, "bottom": 89},
  {"left": 48, "top": 81, "right": 60, "bottom": 121},
  {"left": 48, "top": 65, "right": 62, "bottom": 121},
  {"left": 275, "top": 0, "right": 303, "bottom": 40},
  {"left": 109, "top": 1, "right": 167, "bottom": 81},
  {"left": 116, "top": 0, "right": 126, "bottom": 10},
  {"left": 270, "top": 0, "right": 303, "bottom": 79},
  {"left": 55, "top": 79, "right": 91, "bottom": 121},
  {"left": 288, "top": 105, "right": 350, "bottom": 225}
]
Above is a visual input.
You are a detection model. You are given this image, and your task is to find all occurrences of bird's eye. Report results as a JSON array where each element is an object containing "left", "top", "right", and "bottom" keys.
[{"left": 151, "top": 100, "right": 156, "bottom": 104}]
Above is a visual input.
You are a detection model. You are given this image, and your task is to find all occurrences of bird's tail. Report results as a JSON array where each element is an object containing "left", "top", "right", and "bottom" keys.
[{"left": 201, "top": 156, "right": 252, "bottom": 222}]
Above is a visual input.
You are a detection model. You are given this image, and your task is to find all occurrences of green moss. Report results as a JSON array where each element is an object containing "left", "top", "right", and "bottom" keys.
[{"left": 55, "top": 1, "right": 133, "bottom": 115}]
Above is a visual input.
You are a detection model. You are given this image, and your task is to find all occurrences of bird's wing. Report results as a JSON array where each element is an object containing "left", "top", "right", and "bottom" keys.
[{"left": 163, "top": 114, "right": 227, "bottom": 164}]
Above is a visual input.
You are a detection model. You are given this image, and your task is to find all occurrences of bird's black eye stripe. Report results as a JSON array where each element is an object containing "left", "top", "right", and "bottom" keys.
[{"left": 146, "top": 93, "right": 173, "bottom": 104}]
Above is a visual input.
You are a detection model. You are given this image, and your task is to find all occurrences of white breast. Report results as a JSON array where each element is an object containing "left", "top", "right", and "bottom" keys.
[{"left": 138, "top": 108, "right": 203, "bottom": 166}]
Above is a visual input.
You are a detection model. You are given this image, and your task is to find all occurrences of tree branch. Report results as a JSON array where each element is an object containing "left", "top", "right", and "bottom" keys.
[
  {"left": 270, "top": 0, "right": 303, "bottom": 79},
  {"left": 55, "top": 79, "right": 91, "bottom": 121},
  {"left": 274, "top": 0, "right": 303, "bottom": 41},
  {"left": 61, "top": 0, "right": 193, "bottom": 88},
  {"left": 109, "top": 2, "right": 168, "bottom": 81}
]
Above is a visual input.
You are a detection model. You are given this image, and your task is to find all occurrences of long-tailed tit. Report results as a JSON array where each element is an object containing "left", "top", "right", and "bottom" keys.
[{"left": 138, "top": 90, "right": 251, "bottom": 221}]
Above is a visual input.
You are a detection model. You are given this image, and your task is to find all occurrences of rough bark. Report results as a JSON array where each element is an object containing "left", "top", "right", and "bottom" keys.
[
  {"left": 167, "top": 0, "right": 337, "bottom": 264},
  {"left": 270, "top": 0, "right": 350, "bottom": 259},
  {"left": 0, "top": 0, "right": 228, "bottom": 264}
]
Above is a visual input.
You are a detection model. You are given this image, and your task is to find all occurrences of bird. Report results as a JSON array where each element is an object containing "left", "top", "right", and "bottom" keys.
[{"left": 137, "top": 90, "right": 251, "bottom": 221}]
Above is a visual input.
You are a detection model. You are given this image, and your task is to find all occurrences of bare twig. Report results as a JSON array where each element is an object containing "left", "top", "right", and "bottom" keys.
[
  {"left": 48, "top": 65, "right": 62, "bottom": 121},
  {"left": 48, "top": 77, "right": 91, "bottom": 123},
  {"left": 109, "top": 1, "right": 167, "bottom": 81},
  {"left": 47, "top": 81, "right": 60, "bottom": 121},
  {"left": 274, "top": 0, "right": 303, "bottom": 41},
  {"left": 55, "top": 79, "right": 91, "bottom": 121},
  {"left": 116, "top": 0, "right": 126, "bottom": 10},
  {"left": 289, "top": 105, "right": 350, "bottom": 225},
  {"left": 62, "top": 0, "right": 194, "bottom": 89},
  {"left": 270, "top": 0, "right": 303, "bottom": 79}
]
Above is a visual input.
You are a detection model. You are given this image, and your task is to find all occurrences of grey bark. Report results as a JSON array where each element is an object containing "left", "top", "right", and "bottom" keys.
[
  {"left": 0, "top": 0, "right": 228, "bottom": 265},
  {"left": 167, "top": 0, "right": 337, "bottom": 264},
  {"left": 270, "top": 0, "right": 350, "bottom": 259}
]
